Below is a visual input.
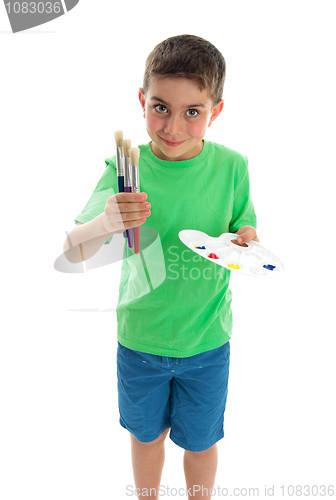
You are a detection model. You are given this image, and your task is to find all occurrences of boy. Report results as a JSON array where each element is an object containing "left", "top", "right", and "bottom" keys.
[{"left": 63, "top": 35, "right": 258, "bottom": 499}]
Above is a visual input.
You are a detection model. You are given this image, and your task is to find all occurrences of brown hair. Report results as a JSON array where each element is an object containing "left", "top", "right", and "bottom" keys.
[{"left": 142, "top": 34, "right": 226, "bottom": 108}]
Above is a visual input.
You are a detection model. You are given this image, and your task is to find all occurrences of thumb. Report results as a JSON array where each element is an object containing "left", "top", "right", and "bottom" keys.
[
  {"left": 236, "top": 226, "right": 257, "bottom": 244},
  {"left": 236, "top": 234, "right": 247, "bottom": 245}
]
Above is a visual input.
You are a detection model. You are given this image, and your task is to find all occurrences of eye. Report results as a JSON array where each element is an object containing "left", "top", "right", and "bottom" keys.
[
  {"left": 186, "top": 109, "right": 199, "bottom": 117},
  {"left": 155, "top": 104, "right": 168, "bottom": 113}
]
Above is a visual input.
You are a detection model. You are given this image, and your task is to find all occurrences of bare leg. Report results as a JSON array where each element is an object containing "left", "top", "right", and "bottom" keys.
[
  {"left": 130, "top": 428, "right": 170, "bottom": 499},
  {"left": 183, "top": 443, "right": 218, "bottom": 499}
]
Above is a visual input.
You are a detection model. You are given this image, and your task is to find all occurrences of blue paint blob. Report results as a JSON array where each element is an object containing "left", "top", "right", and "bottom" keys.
[
  {"left": 195, "top": 245, "right": 206, "bottom": 249},
  {"left": 263, "top": 264, "right": 276, "bottom": 271}
]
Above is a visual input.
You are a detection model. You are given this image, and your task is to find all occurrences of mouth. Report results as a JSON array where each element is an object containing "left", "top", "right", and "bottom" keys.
[{"left": 159, "top": 136, "right": 187, "bottom": 147}]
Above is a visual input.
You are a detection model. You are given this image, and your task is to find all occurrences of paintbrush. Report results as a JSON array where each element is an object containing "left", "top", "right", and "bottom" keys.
[
  {"left": 114, "top": 130, "right": 127, "bottom": 239},
  {"left": 123, "top": 139, "right": 133, "bottom": 249},
  {"left": 129, "top": 147, "right": 140, "bottom": 255}
]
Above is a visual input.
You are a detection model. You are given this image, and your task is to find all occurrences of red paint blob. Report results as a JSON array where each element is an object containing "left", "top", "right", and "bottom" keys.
[{"left": 208, "top": 253, "right": 219, "bottom": 259}]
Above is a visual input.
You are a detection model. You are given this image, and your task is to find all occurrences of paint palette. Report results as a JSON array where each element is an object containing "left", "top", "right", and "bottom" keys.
[{"left": 178, "top": 230, "right": 284, "bottom": 278}]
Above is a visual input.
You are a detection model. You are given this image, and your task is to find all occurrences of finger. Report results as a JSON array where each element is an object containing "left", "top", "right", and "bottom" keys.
[
  {"left": 104, "top": 208, "right": 150, "bottom": 232},
  {"left": 120, "top": 217, "right": 148, "bottom": 230},
  {"left": 113, "top": 192, "right": 148, "bottom": 203},
  {"left": 117, "top": 202, "right": 151, "bottom": 215},
  {"left": 237, "top": 227, "right": 257, "bottom": 244},
  {"left": 121, "top": 208, "right": 151, "bottom": 222}
]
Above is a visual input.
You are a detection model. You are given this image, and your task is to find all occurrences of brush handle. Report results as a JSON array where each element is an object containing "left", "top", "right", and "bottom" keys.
[
  {"left": 134, "top": 226, "right": 140, "bottom": 255},
  {"left": 117, "top": 175, "right": 128, "bottom": 239},
  {"left": 124, "top": 186, "right": 133, "bottom": 248},
  {"left": 131, "top": 163, "right": 140, "bottom": 254}
]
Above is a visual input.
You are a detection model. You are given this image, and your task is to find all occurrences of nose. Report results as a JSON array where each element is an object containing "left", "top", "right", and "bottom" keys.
[{"left": 164, "top": 113, "right": 183, "bottom": 136}]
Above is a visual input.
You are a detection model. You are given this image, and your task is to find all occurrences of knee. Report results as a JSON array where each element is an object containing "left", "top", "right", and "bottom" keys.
[
  {"left": 148, "top": 427, "right": 170, "bottom": 444},
  {"left": 185, "top": 443, "right": 217, "bottom": 458},
  {"left": 132, "top": 427, "right": 170, "bottom": 446}
]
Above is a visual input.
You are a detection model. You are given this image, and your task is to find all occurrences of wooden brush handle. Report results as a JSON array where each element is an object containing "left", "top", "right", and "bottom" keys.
[{"left": 134, "top": 226, "right": 140, "bottom": 254}]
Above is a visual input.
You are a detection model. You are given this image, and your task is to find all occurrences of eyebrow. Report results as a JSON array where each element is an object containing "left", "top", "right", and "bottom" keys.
[{"left": 150, "top": 96, "right": 206, "bottom": 108}]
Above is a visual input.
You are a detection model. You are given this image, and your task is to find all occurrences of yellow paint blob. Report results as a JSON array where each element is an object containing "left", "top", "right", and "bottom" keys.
[{"left": 228, "top": 263, "right": 240, "bottom": 270}]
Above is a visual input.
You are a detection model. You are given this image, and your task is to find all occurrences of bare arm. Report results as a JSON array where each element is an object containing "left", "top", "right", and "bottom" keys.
[
  {"left": 63, "top": 192, "right": 151, "bottom": 264},
  {"left": 63, "top": 213, "right": 115, "bottom": 264}
]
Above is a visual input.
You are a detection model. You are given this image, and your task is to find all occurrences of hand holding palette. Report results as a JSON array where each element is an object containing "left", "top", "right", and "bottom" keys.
[{"left": 178, "top": 230, "right": 284, "bottom": 278}]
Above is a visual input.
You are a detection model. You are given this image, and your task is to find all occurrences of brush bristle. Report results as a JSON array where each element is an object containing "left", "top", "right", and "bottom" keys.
[
  {"left": 123, "top": 139, "right": 132, "bottom": 157},
  {"left": 129, "top": 147, "right": 139, "bottom": 166},
  {"left": 114, "top": 130, "right": 123, "bottom": 149}
]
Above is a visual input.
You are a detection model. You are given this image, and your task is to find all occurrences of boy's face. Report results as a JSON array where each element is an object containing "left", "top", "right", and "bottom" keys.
[{"left": 139, "top": 77, "right": 224, "bottom": 161}]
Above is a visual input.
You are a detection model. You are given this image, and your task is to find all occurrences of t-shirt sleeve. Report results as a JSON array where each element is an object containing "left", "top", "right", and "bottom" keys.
[
  {"left": 229, "top": 156, "right": 257, "bottom": 233},
  {"left": 74, "top": 156, "right": 118, "bottom": 245}
]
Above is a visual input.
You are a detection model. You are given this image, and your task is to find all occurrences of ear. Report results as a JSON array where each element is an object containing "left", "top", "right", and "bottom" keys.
[
  {"left": 139, "top": 88, "right": 146, "bottom": 117},
  {"left": 208, "top": 99, "right": 224, "bottom": 127}
]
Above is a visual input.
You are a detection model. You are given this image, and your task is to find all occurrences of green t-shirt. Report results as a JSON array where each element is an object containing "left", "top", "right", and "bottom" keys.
[{"left": 75, "top": 140, "right": 257, "bottom": 357}]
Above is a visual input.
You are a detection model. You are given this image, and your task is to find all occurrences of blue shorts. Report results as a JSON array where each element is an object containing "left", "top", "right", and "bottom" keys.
[{"left": 116, "top": 341, "right": 230, "bottom": 452}]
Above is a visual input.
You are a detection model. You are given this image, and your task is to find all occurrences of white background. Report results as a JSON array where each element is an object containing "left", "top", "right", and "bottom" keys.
[{"left": 1, "top": 1, "right": 335, "bottom": 499}]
